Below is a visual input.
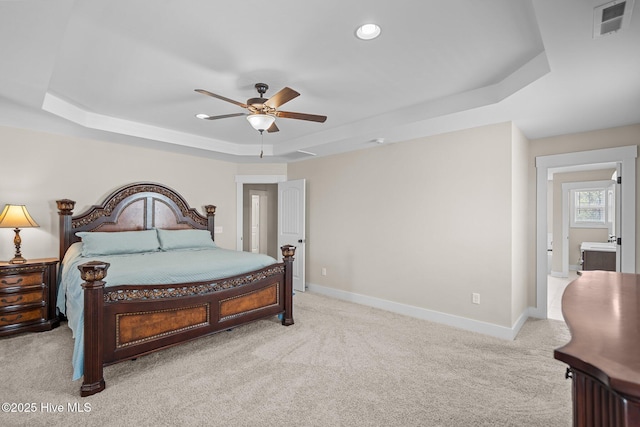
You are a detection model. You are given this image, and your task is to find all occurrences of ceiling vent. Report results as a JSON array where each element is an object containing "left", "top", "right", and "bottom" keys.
[
  {"left": 593, "top": 0, "right": 635, "bottom": 38},
  {"left": 282, "top": 150, "right": 317, "bottom": 160}
]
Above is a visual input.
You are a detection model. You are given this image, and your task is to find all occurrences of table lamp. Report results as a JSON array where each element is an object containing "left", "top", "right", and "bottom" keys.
[{"left": 0, "top": 204, "right": 40, "bottom": 264}]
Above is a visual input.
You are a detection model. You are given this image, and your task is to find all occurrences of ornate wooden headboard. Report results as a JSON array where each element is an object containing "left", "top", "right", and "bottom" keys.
[{"left": 56, "top": 182, "right": 216, "bottom": 260}]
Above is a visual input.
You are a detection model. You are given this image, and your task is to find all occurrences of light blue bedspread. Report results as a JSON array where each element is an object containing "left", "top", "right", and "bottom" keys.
[{"left": 57, "top": 243, "right": 277, "bottom": 381}]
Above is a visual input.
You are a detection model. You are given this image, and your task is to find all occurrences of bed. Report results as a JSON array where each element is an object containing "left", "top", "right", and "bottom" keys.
[{"left": 56, "top": 182, "right": 295, "bottom": 397}]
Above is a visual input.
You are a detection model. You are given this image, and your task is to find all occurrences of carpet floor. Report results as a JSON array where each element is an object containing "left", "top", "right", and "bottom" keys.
[{"left": 0, "top": 292, "right": 572, "bottom": 426}]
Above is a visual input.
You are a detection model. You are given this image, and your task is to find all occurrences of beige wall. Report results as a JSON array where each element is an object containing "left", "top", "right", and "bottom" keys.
[
  {"left": 511, "top": 124, "right": 529, "bottom": 324},
  {"left": 288, "top": 122, "right": 523, "bottom": 328},
  {"left": 528, "top": 123, "right": 640, "bottom": 304},
  {"left": 0, "top": 126, "right": 244, "bottom": 260},
  {"left": 236, "top": 163, "right": 287, "bottom": 176}
]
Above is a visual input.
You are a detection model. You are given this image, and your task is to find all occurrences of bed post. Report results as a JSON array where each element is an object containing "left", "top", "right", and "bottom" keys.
[
  {"left": 78, "top": 261, "right": 110, "bottom": 397},
  {"left": 281, "top": 245, "right": 296, "bottom": 326},
  {"left": 205, "top": 205, "right": 216, "bottom": 241},
  {"left": 56, "top": 199, "right": 75, "bottom": 260}
]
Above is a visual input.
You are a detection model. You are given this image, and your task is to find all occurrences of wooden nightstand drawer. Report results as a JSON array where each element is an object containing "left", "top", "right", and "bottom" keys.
[
  {"left": 0, "top": 258, "right": 59, "bottom": 336},
  {"left": 0, "top": 272, "right": 44, "bottom": 289},
  {"left": 0, "top": 307, "right": 45, "bottom": 327},
  {"left": 0, "top": 289, "right": 44, "bottom": 308}
]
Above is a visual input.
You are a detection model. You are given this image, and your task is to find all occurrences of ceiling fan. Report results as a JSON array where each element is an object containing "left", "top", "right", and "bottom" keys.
[{"left": 194, "top": 83, "right": 327, "bottom": 133}]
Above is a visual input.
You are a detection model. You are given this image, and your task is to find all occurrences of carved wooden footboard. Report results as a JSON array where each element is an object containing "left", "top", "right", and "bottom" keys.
[
  {"left": 77, "top": 247, "right": 294, "bottom": 397},
  {"left": 56, "top": 182, "right": 295, "bottom": 396}
]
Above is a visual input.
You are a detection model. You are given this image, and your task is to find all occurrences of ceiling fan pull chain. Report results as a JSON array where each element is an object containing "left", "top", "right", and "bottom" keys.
[{"left": 260, "top": 130, "right": 264, "bottom": 158}]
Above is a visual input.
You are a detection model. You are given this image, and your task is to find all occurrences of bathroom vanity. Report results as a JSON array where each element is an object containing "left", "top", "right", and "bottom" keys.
[{"left": 580, "top": 241, "right": 616, "bottom": 271}]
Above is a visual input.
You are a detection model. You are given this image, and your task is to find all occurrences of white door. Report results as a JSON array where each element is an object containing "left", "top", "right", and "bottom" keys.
[{"left": 277, "top": 179, "right": 306, "bottom": 292}]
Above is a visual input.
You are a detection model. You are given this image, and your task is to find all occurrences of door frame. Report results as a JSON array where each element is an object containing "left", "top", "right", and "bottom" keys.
[
  {"left": 534, "top": 145, "right": 636, "bottom": 319},
  {"left": 235, "top": 175, "right": 287, "bottom": 251}
]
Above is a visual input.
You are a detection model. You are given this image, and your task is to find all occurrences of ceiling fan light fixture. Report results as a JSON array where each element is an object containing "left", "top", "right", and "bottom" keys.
[
  {"left": 195, "top": 113, "right": 210, "bottom": 119},
  {"left": 247, "top": 113, "right": 276, "bottom": 131},
  {"left": 356, "top": 23, "right": 381, "bottom": 40}
]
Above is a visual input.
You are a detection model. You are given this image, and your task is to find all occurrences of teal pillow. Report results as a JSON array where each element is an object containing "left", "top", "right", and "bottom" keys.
[
  {"left": 157, "top": 229, "right": 216, "bottom": 251},
  {"left": 76, "top": 230, "right": 160, "bottom": 257}
]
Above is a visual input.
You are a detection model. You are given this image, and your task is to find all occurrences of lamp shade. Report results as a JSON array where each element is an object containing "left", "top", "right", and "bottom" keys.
[
  {"left": 0, "top": 204, "right": 39, "bottom": 228},
  {"left": 246, "top": 114, "right": 275, "bottom": 131}
]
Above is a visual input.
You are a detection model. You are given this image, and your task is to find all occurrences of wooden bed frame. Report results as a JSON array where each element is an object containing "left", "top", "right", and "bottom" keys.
[{"left": 56, "top": 182, "right": 295, "bottom": 397}]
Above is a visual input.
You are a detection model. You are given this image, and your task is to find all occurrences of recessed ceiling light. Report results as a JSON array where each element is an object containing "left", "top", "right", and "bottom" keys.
[{"left": 356, "top": 23, "right": 381, "bottom": 40}]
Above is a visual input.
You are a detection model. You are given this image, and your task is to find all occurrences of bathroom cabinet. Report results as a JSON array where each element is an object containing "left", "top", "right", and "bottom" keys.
[{"left": 582, "top": 250, "right": 615, "bottom": 271}]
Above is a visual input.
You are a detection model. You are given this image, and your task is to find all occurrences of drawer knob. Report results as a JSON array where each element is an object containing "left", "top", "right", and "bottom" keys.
[
  {"left": 1, "top": 295, "right": 23, "bottom": 304},
  {"left": 1, "top": 278, "right": 23, "bottom": 286},
  {"left": 565, "top": 367, "right": 573, "bottom": 379}
]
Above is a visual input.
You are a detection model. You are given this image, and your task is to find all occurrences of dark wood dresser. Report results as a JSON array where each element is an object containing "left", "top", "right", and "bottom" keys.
[
  {"left": 0, "top": 258, "right": 59, "bottom": 337},
  {"left": 554, "top": 271, "right": 640, "bottom": 426}
]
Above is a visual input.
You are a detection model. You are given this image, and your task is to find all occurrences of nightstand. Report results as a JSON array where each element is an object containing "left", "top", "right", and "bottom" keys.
[{"left": 0, "top": 258, "right": 59, "bottom": 337}]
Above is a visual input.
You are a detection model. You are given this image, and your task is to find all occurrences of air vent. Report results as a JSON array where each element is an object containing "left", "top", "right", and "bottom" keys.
[
  {"left": 593, "top": 0, "right": 635, "bottom": 38},
  {"left": 282, "top": 150, "right": 317, "bottom": 160}
]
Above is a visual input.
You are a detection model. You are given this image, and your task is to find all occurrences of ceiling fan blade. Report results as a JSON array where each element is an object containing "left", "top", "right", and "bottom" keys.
[
  {"left": 199, "top": 112, "right": 247, "bottom": 120},
  {"left": 266, "top": 122, "right": 279, "bottom": 133},
  {"left": 195, "top": 89, "right": 248, "bottom": 108},
  {"left": 264, "top": 87, "right": 300, "bottom": 109},
  {"left": 275, "top": 110, "right": 327, "bottom": 123}
]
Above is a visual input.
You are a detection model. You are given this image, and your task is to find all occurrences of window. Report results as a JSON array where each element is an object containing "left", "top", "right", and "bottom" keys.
[
  {"left": 570, "top": 184, "right": 613, "bottom": 228},
  {"left": 574, "top": 189, "right": 606, "bottom": 224}
]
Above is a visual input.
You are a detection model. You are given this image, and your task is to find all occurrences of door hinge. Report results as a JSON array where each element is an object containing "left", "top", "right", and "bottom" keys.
[
  {"left": 617, "top": 237, "right": 622, "bottom": 245},
  {"left": 617, "top": 176, "right": 622, "bottom": 184}
]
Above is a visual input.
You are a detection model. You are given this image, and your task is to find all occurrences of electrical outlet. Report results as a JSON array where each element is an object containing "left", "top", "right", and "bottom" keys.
[
  {"left": 472, "top": 293, "right": 480, "bottom": 304},
  {"left": 321, "top": 267, "right": 327, "bottom": 276}
]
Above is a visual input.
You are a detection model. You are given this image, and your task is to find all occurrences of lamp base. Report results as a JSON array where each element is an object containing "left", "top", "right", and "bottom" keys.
[{"left": 9, "top": 228, "right": 26, "bottom": 264}]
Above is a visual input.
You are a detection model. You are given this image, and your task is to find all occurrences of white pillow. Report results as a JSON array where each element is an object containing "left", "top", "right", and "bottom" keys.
[
  {"left": 156, "top": 229, "right": 216, "bottom": 251},
  {"left": 76, "top": 230, "right": 160, "bottom": 257}
]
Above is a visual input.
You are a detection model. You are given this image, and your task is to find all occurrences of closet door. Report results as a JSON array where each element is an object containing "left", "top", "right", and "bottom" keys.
[{"left": 278, "top": 179, "right": 306, "bottom": 292}]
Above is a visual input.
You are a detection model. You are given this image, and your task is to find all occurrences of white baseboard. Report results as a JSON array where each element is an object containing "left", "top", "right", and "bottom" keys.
[
  {"left": 306, "top": 282, "right": 529, "bottom": 340},
  {"left": 550, "top": 268, "right": 580, "bottom": 279},
  {"left": 527, "top": 305, "right": 546, "bottom": 319}
]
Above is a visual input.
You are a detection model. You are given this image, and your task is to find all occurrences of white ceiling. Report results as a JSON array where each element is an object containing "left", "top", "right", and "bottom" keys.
[{"left": 1, "top": 0, "right": 639, "bottom": 163}]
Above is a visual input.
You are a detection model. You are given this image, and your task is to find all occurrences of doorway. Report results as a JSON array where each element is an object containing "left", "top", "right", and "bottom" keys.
[
  {"left": 546, "top": 171, "right": 616, "bottom": 320},
  {"left": 235, "top": 174, "right": 307, "bottom": 293},
  {"left": 235, "top": 174, "right": 287, "bottom": 253},
  {"left": 561, "top": 178, "right": 617, "bottom": 275},
  {"left": 535, "top": 146, "right": 637, "bottom": 320},
  {"left": 242, "top": 184, "right": 278, "bottom": 259}
]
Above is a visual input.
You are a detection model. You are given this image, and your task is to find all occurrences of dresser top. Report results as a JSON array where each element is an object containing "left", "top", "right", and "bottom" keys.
[
  {"left": 554, "top": 271, "right": 640, "bottom": 397},
  {"left": 0, "top": 258, "right": 58, "bottom": 268}
]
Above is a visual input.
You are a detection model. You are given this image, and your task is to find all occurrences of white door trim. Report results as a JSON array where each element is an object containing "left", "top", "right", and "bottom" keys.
[
  {"left": 534, "top": 145, "right": 637, "bottom": 319},
  {"left": 235, "top": 175, "right": 287, "bottom": 251}
]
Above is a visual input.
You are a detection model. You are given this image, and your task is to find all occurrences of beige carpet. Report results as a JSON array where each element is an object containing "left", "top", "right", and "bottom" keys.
[{"left": 1, "top": 292, "right": 572, "bottom": 426}]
